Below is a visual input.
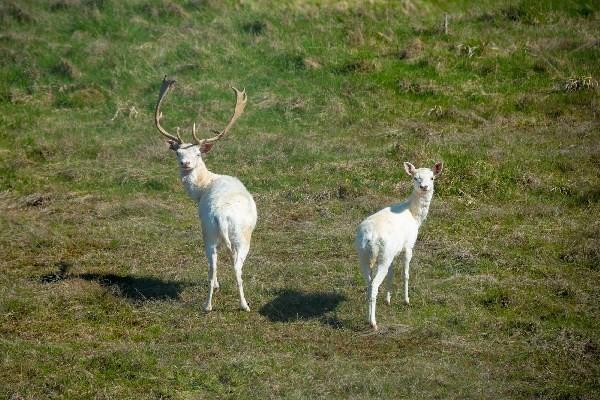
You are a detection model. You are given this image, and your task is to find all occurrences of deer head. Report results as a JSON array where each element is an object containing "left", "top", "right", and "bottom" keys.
[
  {"left": 154, "top": 76, "right": 247, "bottom": 172},
  {"left": 404, "top": 162, "right": 443, "bottom": 193}
]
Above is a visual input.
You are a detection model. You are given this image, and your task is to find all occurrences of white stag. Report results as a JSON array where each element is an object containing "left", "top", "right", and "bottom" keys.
[{"left": 154, "top": 77, "right": 256, "bottom": 312}]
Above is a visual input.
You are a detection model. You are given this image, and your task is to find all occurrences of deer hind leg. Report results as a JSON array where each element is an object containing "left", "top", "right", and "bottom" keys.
[
  {"left": 359, "top": 254, "right": 373, "bottom": 324},
  {"left": 368, "top": 258, "right": 392, "bottom": 330},
  {"left": 231, "top": 243, "right": 250, "bottom": 311},
  {"left": 204, "top": 244, "right": 218, "bottom": 312}
]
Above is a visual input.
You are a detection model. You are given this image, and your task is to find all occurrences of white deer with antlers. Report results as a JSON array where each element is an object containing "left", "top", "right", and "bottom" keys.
[{"left": 154, "top": 77, "right": 256, "bottom": 312}]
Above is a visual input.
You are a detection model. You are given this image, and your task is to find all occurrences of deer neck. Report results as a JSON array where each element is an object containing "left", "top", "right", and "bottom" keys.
[
  {"left": 180, "top": 165, "right": 217, "bottom": 203},
  {"left": 408, "top": 189, "right": 433, "bottom": 226}
]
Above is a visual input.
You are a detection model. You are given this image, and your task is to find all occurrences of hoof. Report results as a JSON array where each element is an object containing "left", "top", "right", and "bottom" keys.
[
  {"left": 203, "top": 303, "right": 212, "bottom": 312},
  {"left": 240, "top": 303, "right": 250, "bottom": 312},
  {"left": 404, "top": 298, "right": 410, "bottom": 305},
  {"left": 369, "top": 319, "right": 378, "bottom": 330},
  {"left": 385, "top": 294, "right": 391, "bottom": 305}
]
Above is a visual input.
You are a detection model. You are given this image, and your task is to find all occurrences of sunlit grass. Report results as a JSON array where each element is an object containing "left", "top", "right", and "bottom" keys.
[{"left": 1, "top": 0, "right": 599, "bottom": 398}]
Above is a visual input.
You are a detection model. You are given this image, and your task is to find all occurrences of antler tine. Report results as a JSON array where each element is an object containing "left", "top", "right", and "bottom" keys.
[
  {"left": 154, "top": 76, "right": 181, "bottom": 143},
  {"left": 201, "top": 87, "right": 248, "bottom": 145},
  {"left": 192, "top": 122, "right": 202, "bottom": 145}
]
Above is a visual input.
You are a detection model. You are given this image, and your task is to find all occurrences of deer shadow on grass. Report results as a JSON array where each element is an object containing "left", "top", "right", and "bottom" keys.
[
  {"left": 39, "top": 261, "right": 187, "bottom": 302},
  {"left": 259, "top": 289, "right": 346, "bottom": 328},
  {"left": 76, "top": 273, "right": 187, "bottom": 301}
]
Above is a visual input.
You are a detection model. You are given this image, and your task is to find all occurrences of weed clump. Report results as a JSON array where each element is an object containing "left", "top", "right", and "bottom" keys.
[
  {"left": 275, "top": 52, "right": 306, "bottom": 71},
  {"left": 476, "top": 4, "right": 534, "bottom": 25},
  {"left": 397, "top": 79, "right": 437, "bottom": 96},
  {"left": 515, "top": 95, "right": 532, "bottom": 111},
  {"left": 334, "top": 59, "right": 377, "bottom": 74},
  {"left": 303, "top": 58, "right": 321, "bottom": 70},
  {"left": 501, "top": 4, "right": 528, "bottom": 22},
  {"left": 50, "top": 0, "right": 81, "bottom": 11},
  {"left": 241, "top": 19, "right": 268, "bottom": 35},
  {"left": 394, "top": 38, "right": 424, "bottom": 60},
  {"left": 560, "top": 244, "right": 600, "bottom": 270},
  {"left": 51, "top": 58, "right": 81, "bottom": 80},
  {"left": 50, "top": 0, "right": 107, "bottom": 11},
  {"left": 561, "top": 76, "right": 598, "bottom": 92},
  {"left": 140, "top": 0, "right": 187, "bottom": 19},
  {"left": 456, "top": 43, "right": 482, "bottom": 58},
  {"left": 39, "top": 261, "right": 72, "bottom": 283},
  {"left": 532, "top": 60, "right": 547, "bottom": 73},
  {"left": 427, "top": 105, "right": 446, "bottom": 119},
  {"left": 481, "top": 288, "right": 512, "bottom": 309},
  {"left": 20, "top": 193, "right": 51, "bottom": 207},
  {"left": 505, "top": 319, "right": 539, "bottom": 336},
  {"left": 55, "top": 86, "right": 105, "bottom": 108},
  {"left": 0, "top": 1, "right": 34, "bottom": 23}
]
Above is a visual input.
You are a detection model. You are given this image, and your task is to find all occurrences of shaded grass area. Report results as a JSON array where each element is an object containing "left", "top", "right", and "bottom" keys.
[
  {"left": 40, "top": 264, "right": 187, "bottom": 301},
  {"left": 1, "top": 0, "right": 599, "bottom": 398},
  {"left": 259, "top": 289, "right": 346, "bottom": 326}
]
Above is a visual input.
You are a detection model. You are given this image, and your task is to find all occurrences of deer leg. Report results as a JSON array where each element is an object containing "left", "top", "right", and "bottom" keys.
[
  {"left": 385, "top": 258, "right": 396, "bottom": 306},
  {"left": 368, "top": 260, "right": 390, "bottom": 330},
  {"left": 214, "top": 266, "right": 220, "bottom": 291},
  {"left": 359, "top": 254, "right": 372, "bottom": 286},
  {"left": 204, "top": 245, "right": 218, "bottom": 312},
  {"left": 403, "top": 248, "right": 413, "bottom": 305},
  {"left": 359, "top": 255, "right": 373, "bottom": 323},
  {"left": 232, "top": 245, "right": 250, "bottom": 311}
]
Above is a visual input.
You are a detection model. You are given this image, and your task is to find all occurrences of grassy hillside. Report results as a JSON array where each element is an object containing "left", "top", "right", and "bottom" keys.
[{"left": 1, "top": 0, "right": 599, "bottom": 398}]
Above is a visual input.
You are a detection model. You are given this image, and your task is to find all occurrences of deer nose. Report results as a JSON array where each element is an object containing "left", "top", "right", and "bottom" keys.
[
  {"left": 181, "top": 161, "right": 190, "bottom": 168},
  {"left": 420, "top": 185, "right": 429, "bottom": 191}
]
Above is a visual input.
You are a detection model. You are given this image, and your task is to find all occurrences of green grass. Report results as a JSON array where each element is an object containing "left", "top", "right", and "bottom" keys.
[{"left": 1, "top": 0, "right": 599, "bottom": 398}]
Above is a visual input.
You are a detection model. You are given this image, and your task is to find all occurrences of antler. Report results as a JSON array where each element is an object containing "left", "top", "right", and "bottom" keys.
[
  {"left": 155, "top": 77, "right": 247, "bottom": 147},
  {"left": 194, "top": 87, "right": 247, "bottom": 145},
  {"left": 155, "top": 76, "right": 183, "bottom": 143}
]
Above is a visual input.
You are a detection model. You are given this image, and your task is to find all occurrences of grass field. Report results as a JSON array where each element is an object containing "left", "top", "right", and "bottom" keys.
[{"left": 1, "top": 0, "right": 599, "bottom": 398}]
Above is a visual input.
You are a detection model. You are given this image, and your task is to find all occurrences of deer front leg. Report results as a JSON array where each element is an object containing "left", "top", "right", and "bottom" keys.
[
  {"left": 214, "top": 269, "right": 219, "bottom": 291},
  {"left": 385, "top": 258, "right": 395, "bottom": 305},
  {"left": 403, "top": 248, "right": 413, "bottom": 305}
]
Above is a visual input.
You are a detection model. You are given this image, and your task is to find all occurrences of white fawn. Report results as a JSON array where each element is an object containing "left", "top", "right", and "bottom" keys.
[
  {"left": 154, "top": 77, "right": 257, "bottom": 312},
  {"left": 355, "top": 161, "right": 443, "bottom": 330}
]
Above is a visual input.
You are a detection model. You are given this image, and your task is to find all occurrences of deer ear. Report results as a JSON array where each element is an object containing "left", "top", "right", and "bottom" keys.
[
  {"left": 167, "top": 140, "right": 179, "bottom": 150},
  {"left": 200, "top": 142, "right": 214, "bottom": 154},
  {"left": 404, "top": 162, "right": 416, "bottom": 176},
  {"left": 433, "top": 162, "right": 443, "bottom": 176}
]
